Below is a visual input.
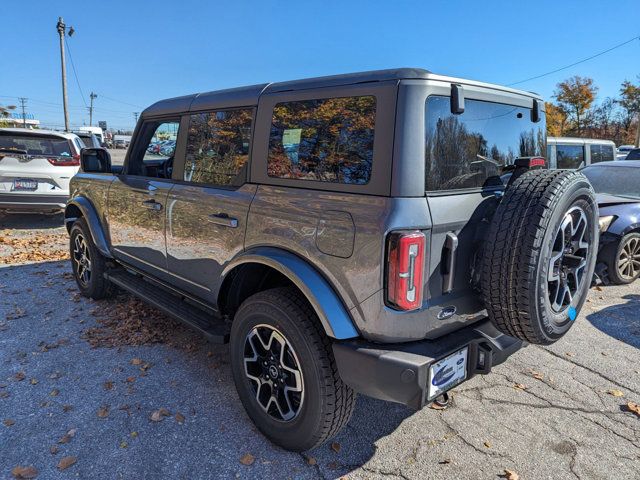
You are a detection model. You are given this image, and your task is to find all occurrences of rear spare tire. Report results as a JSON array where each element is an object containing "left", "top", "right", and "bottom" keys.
[{"left": 482, "top": 170, "right": 598, "bottom": 345}]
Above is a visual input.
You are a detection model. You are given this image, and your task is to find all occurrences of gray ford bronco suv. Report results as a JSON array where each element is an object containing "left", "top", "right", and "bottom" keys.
[{"left": 66, "top": 68, "right": 598, "bottom": 451}]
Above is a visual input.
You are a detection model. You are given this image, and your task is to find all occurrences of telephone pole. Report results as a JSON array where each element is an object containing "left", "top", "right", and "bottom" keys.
[
  {"left": 56, "top": 17, "right": 73, "bottom": 131},
  {"left": 18, "top": 98, "right": 27, "bottom": 128},
  {"left": 133, "top": 112, "right": 139, "bottom": 124},
  {"left": 88, "top": 92, "right": 97, "bottom": 126}
]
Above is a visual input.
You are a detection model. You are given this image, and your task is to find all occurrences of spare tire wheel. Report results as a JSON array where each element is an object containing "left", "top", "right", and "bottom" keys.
[{"left": 482, "top": 170, "right": 598, "bottom": 345}]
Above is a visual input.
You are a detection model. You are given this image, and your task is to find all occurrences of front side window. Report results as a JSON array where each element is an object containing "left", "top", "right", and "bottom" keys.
[
  {"left": 184, "top": 109, "right": 252, "bottom": 186},
  {"left": 267, "top": 95, "right": 376, "bottom": 184},
  {"left": 128, "top": 120, "right": 180, "bottom": 178},
  {"left": 590, "top": 144, "right": 614, "bottom": 163},
  {"left": 557, "top": 144, "right": 584, "bottom": 169},
  {"left": 425, "top": 96, "right": 546, "bottom": 191}
]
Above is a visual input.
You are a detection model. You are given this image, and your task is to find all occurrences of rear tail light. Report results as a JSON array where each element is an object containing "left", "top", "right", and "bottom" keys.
[
  {"left": 47, "top": 154, "right": 80, "bottom": 167},
  {"left": 386, "top": 231, "right": 426, "bottom": 311}
]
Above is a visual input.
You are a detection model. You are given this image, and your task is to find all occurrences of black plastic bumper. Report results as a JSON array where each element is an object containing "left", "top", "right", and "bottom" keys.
[
  {"left": 0, "top": 193, "right": 67, "bottom": 212},
  {"left": 333, "top": 320, "right": 523, "bottom": 410}
]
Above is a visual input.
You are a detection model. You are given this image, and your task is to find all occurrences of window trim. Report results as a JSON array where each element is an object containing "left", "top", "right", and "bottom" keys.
[
  {"left": 423, "top": 94, "right": 547, "bottom": 194},
  {"left": 250, "top": 81, "right": 397, "bottom": 197},
  {"left": 172, "top": 107, "right": 255, "bottom": 190}
]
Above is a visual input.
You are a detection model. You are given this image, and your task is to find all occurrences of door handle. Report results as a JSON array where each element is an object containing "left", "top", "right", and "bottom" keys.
[
  {"left": 208, "top": 213, "right": 238, "bottom": 228},
  {"left": 142, "top": 199, "right": 163, "bottom": 211},
  {"left": 442, "top": 232, "right": 458, "bottom": 294}
]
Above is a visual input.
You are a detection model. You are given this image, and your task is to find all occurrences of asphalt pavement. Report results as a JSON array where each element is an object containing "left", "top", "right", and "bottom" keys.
[{"left": 1, "top": 214, "right": 639, "bottom": 479}]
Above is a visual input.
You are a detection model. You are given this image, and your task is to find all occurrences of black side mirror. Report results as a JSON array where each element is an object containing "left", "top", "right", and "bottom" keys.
[
  {"left": 80, "top": 147, "right": 112, "bottom": 173},
  {"left": 450, "top": 84, "right": 465, "bottom": 114},
  {"left": 531, "top": 99, "right": 543, "bottom": 123}
]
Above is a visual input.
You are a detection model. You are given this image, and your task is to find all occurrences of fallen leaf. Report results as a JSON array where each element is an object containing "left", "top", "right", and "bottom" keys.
[
  {"left": 50, "top": 445, "right": 59, "bottom": 454},
  {"left": 50, "top": 389, "right": 59, "bottom": 397},
  {"left": 58, "top": 428, "right": 77, "bottom": 444},
  {"left": 565, "top": 352, "right": 575, "bottom": 357},
  {"left": 503, "top": 469, "right": 519, "bottom": 480},
  {"left": 530, "top": 371, "right": 544, "bottom": 380},
  {"left": 4, "top": 418, "right": 15, "bottom": 426},
  {"left": 130, "top": 431, "right": 138, "bottom": 438},
  {"left": 484, "top": 441, "right": 491, "bottom": 448},
  {"left": 11, "top": 465, "right": 38, "bottom": 479},
  {"left": 429, "top": 402, "right": 447, "bottom": 410},
  {"left": 331, "top": 442, "right": 341, "bottom": 453},
  {"left": 150, "top": 408, "right": 170, "bottom": 422},
  {"left": 439, "top": 459, "right": 452, "bottom": 464},
  {"left": 126, "top": 377, "right": 136, "bottom": 383},
  {"left": 306, "top": 456, "right": 317, "bottom": 465},
  {"left": 513, "top": 383, "right": 527, "bottom": 390},
  {"left": 625, "top": 402, "right": 640, "bottom": 417},
  {"left": 608, "top": 389, "right": 624, "bottom": 397},
  {"left": 103, "top": 381, "right": 114, "bottom": 391},
  {"left": 62, "top": 405, "right": 73, "bottom": 413},
  {"left": 131, "top": 358, "right": 143, "bottom": 365},
  {"left": 175, "top": 412, "right": 185, "bottom": 424},
  {"left": 120, "top": 441, "right": 128, "bottom": 448},
  {"left": 57, "top": 456, "right": 77, "bottom": 471},
  {"left": 29, "top": 378, "right": 38, "bottom": 385},
  {"left": 14, "top": 371, "right": 25, "bottom": 381},
  {"left": 239, "top": 453, "right": 255, "bottom": 465},
  {"left": 594, "top": 285, "right": 603, "bottom": 291},
  {"left": 97, "top": 406, "right": 110, "bottom": 418}
]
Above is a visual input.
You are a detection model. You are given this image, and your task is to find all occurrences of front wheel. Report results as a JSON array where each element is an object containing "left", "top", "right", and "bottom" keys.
[
  {"left": 229, "top": 287, "right": 356, "bottom": 451},
  {"left": 605, "top": 232, "right": 640, "bottom": 285}
]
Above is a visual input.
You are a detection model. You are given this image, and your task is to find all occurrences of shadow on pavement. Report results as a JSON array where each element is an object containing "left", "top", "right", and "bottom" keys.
[
  {"left": 586, "top": 293, "right": 640, "bottom": 349},
  {"left": 0, "top": 212, "right": 65, "bottom": 230}
]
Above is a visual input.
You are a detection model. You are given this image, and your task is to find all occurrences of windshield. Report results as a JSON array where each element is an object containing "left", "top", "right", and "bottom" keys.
[
  {"left": 625, "top": 149, "right": 640, "bottom": 160},
  {"left": 0, "top": 134, "right": 74, "bottom": 156},
  {"left": 425, "top": 96, "right": 546, "bottom": 191},
  {"left": 581, "top": 165, "right": 640, "bottom": 199}
]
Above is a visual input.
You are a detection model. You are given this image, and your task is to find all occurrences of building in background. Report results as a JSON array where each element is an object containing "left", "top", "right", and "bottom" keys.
[{"left": 0, "top": 112, "right": 40, "bottom": 128}]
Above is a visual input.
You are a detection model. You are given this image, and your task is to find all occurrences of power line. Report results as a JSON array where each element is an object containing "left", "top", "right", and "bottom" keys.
[
  {"left": 508, "top": 34, "right": 640, "bottom": 86},
  {"left": 64, "top": 36, "right": 87, "bottom": 107},
  {"left": 98, "top": 93, "right": 144, "bottom": 109}
]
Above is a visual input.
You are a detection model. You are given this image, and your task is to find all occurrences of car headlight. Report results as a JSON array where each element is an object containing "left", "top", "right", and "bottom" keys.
[{"left": 599, "top": 215, "right": 615, "bottom": 233}]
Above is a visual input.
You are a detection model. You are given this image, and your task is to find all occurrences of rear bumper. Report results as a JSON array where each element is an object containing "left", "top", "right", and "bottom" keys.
[
  {"left": 0, "top": 193, "right": 68, "bottom": 212},
  {"left": 333, "top": 319, "right": 523, "bottom": 410}
]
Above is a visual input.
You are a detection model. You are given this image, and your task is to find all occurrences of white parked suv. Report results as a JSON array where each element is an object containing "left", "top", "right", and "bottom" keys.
[{"left": 0, "top": 128, "right": 82, "bottom": 213}]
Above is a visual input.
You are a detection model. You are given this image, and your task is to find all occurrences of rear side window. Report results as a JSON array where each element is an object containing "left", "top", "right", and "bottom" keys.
[
  {"left": 589, "top": 144, "right": 614, "bottom": 163},
  {"left": 267, "top": 95, "right": 376, "bottom": 184},
  {"left": 184, "top": 109, "right": 253, "bottom": 187},
  {"left": 557, "top": 144, "right": 584, "bottom": 169},
  {"left": 425, "top": 96, "right": 545, "bottom": 191},
  {"left": 626, "top": 149, "right": 640, "bottom": 160},
  {"left": 0, "top": 134, "right": 74, "bottom": 157}
]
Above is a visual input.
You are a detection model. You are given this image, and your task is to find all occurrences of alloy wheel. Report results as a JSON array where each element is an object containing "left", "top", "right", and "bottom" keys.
[
  {"left": 243, "top": 324, "right": 304, "bottom": 422},
  {"left": 72, "top": 233, "right": 92, "bottom": 287},
  {"left": 618, "top": 236, "right": 640, "bottom": 281},
  {"left": 548, "top": 206, "right": 590, "bottom": 313}
]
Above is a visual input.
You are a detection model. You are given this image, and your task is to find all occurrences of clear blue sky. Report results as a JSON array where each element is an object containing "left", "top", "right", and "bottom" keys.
[{"left": 2, "top": 0, "right": 638, "bottom": 130}]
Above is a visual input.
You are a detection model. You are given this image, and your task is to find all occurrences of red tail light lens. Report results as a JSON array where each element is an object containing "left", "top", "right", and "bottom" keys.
[
  {"left": 47, "top": 154, "right": 80, "bottom": 167},
  {"left": 386, "top": 231, "right": 426, "bottom": 311}
]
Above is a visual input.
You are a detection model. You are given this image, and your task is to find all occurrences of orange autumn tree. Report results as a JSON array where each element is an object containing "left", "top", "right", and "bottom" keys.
[{"left": 553, "top": 76, "right": 597, "bottom": 136}]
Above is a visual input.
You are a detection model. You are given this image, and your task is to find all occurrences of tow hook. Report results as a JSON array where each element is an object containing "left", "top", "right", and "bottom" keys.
[{"left": 433, "top": 392, "right": 451, "bottom": 409}]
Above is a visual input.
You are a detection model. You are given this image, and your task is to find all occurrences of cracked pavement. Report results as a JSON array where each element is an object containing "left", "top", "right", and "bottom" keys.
[{"left": 1, "top": 214, "right": 639, "bottom": 479}]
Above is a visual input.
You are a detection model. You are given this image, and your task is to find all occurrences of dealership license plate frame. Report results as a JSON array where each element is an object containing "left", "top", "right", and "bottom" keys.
[
  {"left": 12, "top": 179, "right": 38, "bottom": 191},
  {"left": 427, "top": 346, "right": 469, "bottom": 401}
]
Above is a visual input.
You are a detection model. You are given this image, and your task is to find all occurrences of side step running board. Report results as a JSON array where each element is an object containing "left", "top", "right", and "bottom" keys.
[{"left": 105, "top": 270, "right": 230, "bottom": 344}]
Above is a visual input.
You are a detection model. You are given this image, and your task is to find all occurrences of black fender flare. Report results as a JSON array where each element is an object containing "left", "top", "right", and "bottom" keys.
[
  {"left": 65, "top": 197, "right": 112, "bottom": 258},
  {"left": 221, "top": 247, "right": 359, "bottom": 340}
]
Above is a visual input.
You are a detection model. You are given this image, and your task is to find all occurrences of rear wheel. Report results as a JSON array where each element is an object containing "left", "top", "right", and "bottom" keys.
[
  {"left": 605, "top": 232, "right": 640, "bottom": 285},
  {"left": 69, "top": 218, "right": 114, "bottom": 299},
  {"left": 482, "top": 170, "right": 598, "bottom": 345},
  {"left": 230, "top": 287, "right": 356, "bottom": 451}
]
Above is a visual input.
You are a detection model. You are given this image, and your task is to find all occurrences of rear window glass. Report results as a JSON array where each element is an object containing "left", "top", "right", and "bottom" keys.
[
  {"left": 557, "top": 144, "right": 584, "bottom": 169},
  {"left": 425, "top": 96, "right": 545, "bottom": 191},
  {"left": 0, "top": 134, "right": 74, "bottom": 157},
  {"left": 267, "top": 95, "right": 376, "bottom": 185},
  {"left": 589, "top": 144, "right": 614, "bottom": 163}
]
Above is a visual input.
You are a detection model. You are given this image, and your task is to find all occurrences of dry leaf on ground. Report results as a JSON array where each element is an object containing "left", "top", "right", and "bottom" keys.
[
  {"left": 97, "top": 406, "right": 110, "bottom": 418},
  {"left": 150, "top": 408, "right": 170, "bottom": 422},
  {"left": 239, "top": 453, "right": 255, "bottom": 465},
  {"left": 306, "top": 456, "right": 317, "bottom": 465},
  {"left": 331, "top": 442, "right": 341, "bottom": 453},
  {"left": 530, "top": 371, "right": 544, "bottom": 380},
  {"left": 58, "top": 428, "right": 77, "bottom": 444},
  {"left": 4, "top": 418, "right": 15, "bottom": 426},
  {"left": 11, "top": 465, "right": 38, "bottom": 479},
  {"left": 57, "top": 456, "right": 77, "bottom": 471},
  {"left": 608, "top": 389, "right": 624, "bottom": 397},
  {"left": 174, "top": 412, "right": 185, "bottom": 424},
  {"left": 14, "top": 371, "right": 25, "bottom": 381},
  {"left": 503, "top": 469, "right": 519, "bottom": 480},
  {"left": 131, "top": 358, "right": 143, "bottom": 366},
  {"left": 513, "top": 383, "right": 527, "bottom": 390},
  {"left": 625, "top": 401, "right": 640, "bottom": 417}
]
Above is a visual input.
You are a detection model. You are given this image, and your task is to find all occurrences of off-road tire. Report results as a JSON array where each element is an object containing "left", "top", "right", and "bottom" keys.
[
  {"left": 69, "top": 218, "right": 114, "bottom": 300},
  {"left": 482, "top": 170, "right": 598, "bottom": 345},
  {"left": 604, "top": 232, "right": 640, "bottom": 285},
  {"left": 230, "top": 287, "right": 356, "bottom": 451}
]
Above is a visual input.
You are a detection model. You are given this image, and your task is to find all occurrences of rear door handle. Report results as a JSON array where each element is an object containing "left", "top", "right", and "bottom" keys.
[
  {"left": 208, "top": 213, "right": 238, "bottom": 228},
  {"left": 442, "top": 232, "right": 458, "bottom": 294},
  {"left": 142, "top": 199, "right": 163, "bottom": 211}
]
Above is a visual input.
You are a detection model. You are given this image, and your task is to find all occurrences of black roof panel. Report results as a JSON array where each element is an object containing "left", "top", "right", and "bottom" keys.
[{"left": 141, "top": 68, "right": 431, "bottom": 118}]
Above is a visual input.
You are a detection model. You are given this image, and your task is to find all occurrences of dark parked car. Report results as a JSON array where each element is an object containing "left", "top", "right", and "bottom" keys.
[
  {"left": 581, "top": 161, "right": 640, "bottom": 284},
  {"left": 623, "top": 148, "right": 640, "bottom": 160},
  {"left": 65, "top": 68, "right": 598, "bottom": 451}
]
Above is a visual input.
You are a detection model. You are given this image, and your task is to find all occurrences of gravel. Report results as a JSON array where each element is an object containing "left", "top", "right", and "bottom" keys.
[{"left": 1, "top": 214, "right": 639, "bottom": 479}]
